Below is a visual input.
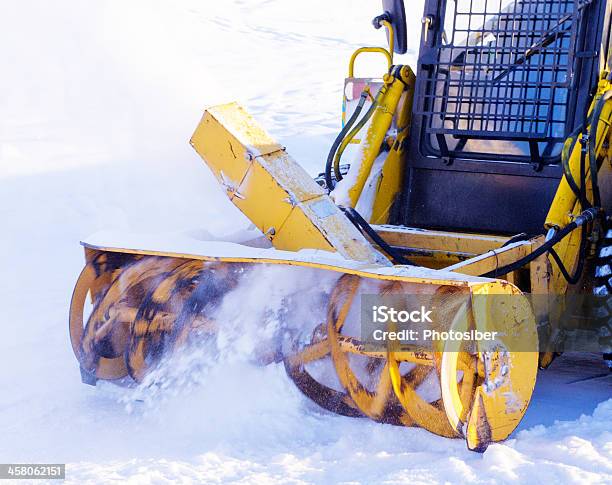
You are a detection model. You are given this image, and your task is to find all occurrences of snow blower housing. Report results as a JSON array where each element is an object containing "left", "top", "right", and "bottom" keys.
[{"left": 70, "top": 0, "right": 612, "bottom": 453}]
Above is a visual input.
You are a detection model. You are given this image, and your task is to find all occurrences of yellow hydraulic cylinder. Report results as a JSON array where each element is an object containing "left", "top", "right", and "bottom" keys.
[
  {"left": 546, "top": 80, "right": 612, "bottom": 228},
  {"left": 335, "top": 67, "right": 411, "bottom": 208},
  {"left": 370, "top": 68, "right": 415, "bottom": 224}
]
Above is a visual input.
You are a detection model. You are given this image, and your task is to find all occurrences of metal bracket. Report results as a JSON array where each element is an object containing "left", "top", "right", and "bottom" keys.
[
  {"left": 437, "top": 133, "right": 453, "bottom": 166},
  {"left": 529, "top": 141, "right": 544, "bottom": 172}
]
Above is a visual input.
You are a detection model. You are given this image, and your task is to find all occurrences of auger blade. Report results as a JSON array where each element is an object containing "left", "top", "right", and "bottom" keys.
[{"left": 70, "top": 240, "right": 538, "bottom": 451}]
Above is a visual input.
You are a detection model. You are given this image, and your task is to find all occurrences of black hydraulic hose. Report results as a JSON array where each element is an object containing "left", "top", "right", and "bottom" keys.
[
  {"left": 549, "top": 145, "right": 591, "bottom": 285},
  {"left": 561, "top": 125, "right": 590, "bottom": 208},
  {"left": 533, "top": 91, "right": 612, "bottom": 284},
  {"left": 333, "top": 93, "right": 381, "bottom": 183},
  {"left": 501, "top": 232, "right": 531, "bottom": 247},
  {"left": 544, "top": 91, "right": 612, "bottom": 284},
  {"left": 340, "top": 207, "right": 416, "bottom": 266},
  {"left": 325, "top": 91, "right": 369, "bottom": 190},
  {"left": 579, "top": 134, "right": 591, "bottom": 208},
  {"left": 587, "top": 90, "right": 612, "bottom": 209},
  {"left": 548, "top": 224, "right": 589, "bottom": 285},
  {"left": 481, "top": 208, "right": 600, "bottom": 278},
  {"left": 563, "top": 149, "right": 594, "bottom": 283}
]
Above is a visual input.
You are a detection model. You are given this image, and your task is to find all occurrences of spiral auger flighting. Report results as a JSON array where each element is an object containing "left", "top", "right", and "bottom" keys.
[
  {"left": 70, "top": 242, "right": 539, "bottom": 452},
  {"left": 282, "top": 272, "right": 536, "bottom": 451},
  {"left": 69, "top": 254, "right": 246, "bottom": 385},
  {"left": 286, "top": 275, "right": 477, "bottom": 437}
]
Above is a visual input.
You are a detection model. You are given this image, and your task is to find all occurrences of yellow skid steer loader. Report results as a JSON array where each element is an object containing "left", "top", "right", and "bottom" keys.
[{"left": 69, "top": 0, "right": 612, "bottom": 451}]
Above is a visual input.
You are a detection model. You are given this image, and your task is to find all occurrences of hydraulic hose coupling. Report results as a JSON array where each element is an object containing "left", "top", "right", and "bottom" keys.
[
  {"left": 575, "top": 207, "right": 600, "bottom": 226},
  {"left": 481, "top": 207, "right": 601, "bottom": 278},
  {"left": 372, "top": 12, "right": 392, "bottom": 30}
]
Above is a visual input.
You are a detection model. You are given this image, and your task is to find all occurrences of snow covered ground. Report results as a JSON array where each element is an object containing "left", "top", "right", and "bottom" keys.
[{"left": 0, "top": 0, "right": 610, "bottom": 483}]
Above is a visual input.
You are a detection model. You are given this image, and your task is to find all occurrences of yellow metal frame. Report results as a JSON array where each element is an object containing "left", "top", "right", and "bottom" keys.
[
  {"left": 369, "top": 67, "right": 415, "bottom": 224},
  {"left": 546, "top": 78, "right": 612, "bottom": 229},
  {"left": 543, "top": 77, "right": 612, "bottom": 294},
  {"left": 347, "top": 19, "right": 394, "bottom": 78},
  {"left": 348, "top": 48, "right": 392, "bottom": 78},
  {"left": 368, "top": 75, "right": 612, "bottom": 297},
  {"left": 340, "top": 67, "right": 413, "bottom": 209}
]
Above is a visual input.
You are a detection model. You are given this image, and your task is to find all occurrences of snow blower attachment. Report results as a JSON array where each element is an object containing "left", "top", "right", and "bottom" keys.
[{"left": 70, "top": 0, "right": 612, "bottom": 452}]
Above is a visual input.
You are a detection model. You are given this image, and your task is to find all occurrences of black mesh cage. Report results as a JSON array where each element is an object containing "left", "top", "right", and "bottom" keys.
[{"left": 418, "top": 0, "right": 589, "bottom": 164}]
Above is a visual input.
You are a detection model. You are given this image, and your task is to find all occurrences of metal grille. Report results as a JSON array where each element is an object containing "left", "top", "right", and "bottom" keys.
[{"left": 422, "top": 0, "right": 582, "bottom": 141}]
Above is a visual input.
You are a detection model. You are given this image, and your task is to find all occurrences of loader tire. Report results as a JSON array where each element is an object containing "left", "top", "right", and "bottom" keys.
[{"left": 593, "top": 217, "right": 612, "bottom": 354}]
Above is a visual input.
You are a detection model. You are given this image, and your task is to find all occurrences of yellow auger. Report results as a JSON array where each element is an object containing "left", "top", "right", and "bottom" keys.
[{"left": 69, "top": 0, "right": 612, "bottom": 452}]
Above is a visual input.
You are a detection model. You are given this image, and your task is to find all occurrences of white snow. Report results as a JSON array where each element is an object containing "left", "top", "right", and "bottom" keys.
[
  {"left": 1, "top": 1, "right": 611, "bottom": 484},
  {"left": 354, "top": 150, "right": 388, "bottom": 221}
]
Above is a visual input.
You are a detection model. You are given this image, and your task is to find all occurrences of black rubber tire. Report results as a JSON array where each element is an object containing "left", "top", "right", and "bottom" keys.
[{"left": 593, "top": 217, "right": 612, "bottom": 355}]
